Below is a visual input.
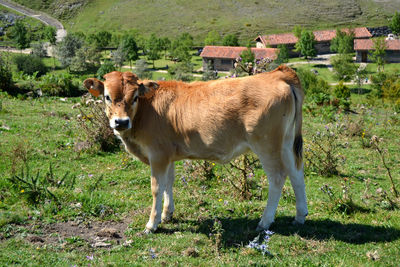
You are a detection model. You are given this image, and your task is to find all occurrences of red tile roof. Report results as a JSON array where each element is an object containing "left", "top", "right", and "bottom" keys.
[
  {"left": 200, "top": 46, "right": 279, "bottom": 60},
  {"left": 354, "top": 39, "right": 400, "bottom": 51},
  {"left": 256, "top": 27, "right": 372, "bottom": 46}
]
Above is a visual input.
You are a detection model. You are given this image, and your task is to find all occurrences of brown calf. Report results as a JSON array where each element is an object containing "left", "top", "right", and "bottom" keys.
[{"left": 83, "top": 66, "right": 307, "bottom": 233}]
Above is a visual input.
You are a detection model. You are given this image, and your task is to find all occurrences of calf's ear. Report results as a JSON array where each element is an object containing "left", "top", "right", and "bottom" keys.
[
  {"left": 83, "top": 78, "right": 104, "bottom": 97},
  {"left": 138, "top": 81, "right": 159, "bottom": 96}
]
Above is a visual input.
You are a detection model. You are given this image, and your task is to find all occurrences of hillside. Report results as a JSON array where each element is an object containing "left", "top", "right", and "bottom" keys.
[{"left": 12, "top": 0, "right": 400, "bottom": 43}]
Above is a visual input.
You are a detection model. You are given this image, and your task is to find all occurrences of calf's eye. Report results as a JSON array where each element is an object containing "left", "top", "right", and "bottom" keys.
[{"left": 105, "top": 95, "right": 111, "bottom": 102}]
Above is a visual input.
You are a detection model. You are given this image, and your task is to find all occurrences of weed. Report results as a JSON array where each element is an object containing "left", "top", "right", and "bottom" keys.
[
  {"left": 182, "top": 160, "right": 215, "bottom": 181},
  {"left": 370, "top": 135, "right": 399, "bottom": 198},
  {"left": 8, "top": 165, "right": 58, "bottom": 206},
  {"left": 73, "top": 95, "right": 120, "bottom": 153},
  {"left": 320, "top": 179, "right": 367, "bottom": 214},
  {"left": 224, "top": 154, "right": 260, "bottom": 200},
  {"left": 210, "top": 218, "right": 224, "bottom": 255},
  {"left": 304, "top": 123, "right": 346, "bottom": 176}
]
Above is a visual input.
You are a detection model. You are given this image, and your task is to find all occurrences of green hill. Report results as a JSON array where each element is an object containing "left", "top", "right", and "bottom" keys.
[{"left": 12, "top": 0, "right": 400, "bottom": 43}]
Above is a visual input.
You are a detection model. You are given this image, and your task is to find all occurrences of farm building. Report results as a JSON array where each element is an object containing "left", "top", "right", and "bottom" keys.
[
  {"left": 200, "top": 46, "right": 279, "bottom": 71},
  {"left": 354, "top": 39, "right": 400, "bottom": 63},
  {"left": 255, "top": 27, "right": 372, "bottom": 55}
]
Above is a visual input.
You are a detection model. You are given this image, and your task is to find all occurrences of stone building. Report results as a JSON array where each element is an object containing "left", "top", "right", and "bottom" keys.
[
  {"left": 354, "top": 39, "right": 400, "bottom": 63},
  {"left": 200, "top": 46, "right": 279, "bottom": 72},
  {"left": 255, "top": 27, "right": 372, "bottom": 55}
]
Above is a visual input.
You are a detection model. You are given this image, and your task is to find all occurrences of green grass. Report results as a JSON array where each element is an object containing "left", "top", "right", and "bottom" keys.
[
  {"left": 11, "top": 0, "right": 400, "bottom": 43},
  {"left": 1, "top": 76, "right": 400, "bottom": 265}
]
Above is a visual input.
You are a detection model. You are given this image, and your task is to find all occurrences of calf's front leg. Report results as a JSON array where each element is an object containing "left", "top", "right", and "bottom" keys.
[{"left": 144, "top": 160, "right": 169, "bottom": 234}]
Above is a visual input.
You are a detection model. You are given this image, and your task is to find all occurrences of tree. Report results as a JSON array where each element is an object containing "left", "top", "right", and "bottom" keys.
[
  {"left": 120, "top": 35, "right": 139, "bottom": 69},
  {"left": 146, "top": 33, "right": 162, "bottom": 68},
  {"left": 295, "top": 30, "right": 316, "bottom": 59},
  {"left": 56, "top": 34, "right": 84, "bottom": 70},
  {"left": 44, "top": 26, "right": 57, "bottom": 45},
  {"left": 31, "top": 42, "right": 47, "bottom": 58},
  {"left": 390, "top": 11, "right": 400, "bottom": 35},
  {"left": 12, "top": 20, "right": 30, "bottom": 50},
  {"left": 135, "top": 59, "right": 153, "bottom": 79},
  {"left": 204, "top": 30, "right": 221, "bottom": 46},
  {"left": 275, "top": 44, "right": 289, "bottom": 64},
  {"left": 87, "top": 31, "right": 112, "bottom": 49},
  {"left": 222, "top": 34, "right": 239, "bottom": 46},
  {"left": 371, "top": 37, "right": 387, "bottom": 72},
  {"left": 240, "top": 46, "right": 255, "bottom": 63},
  {"left": 202, "top": 60, "right": 218, "bottom": 81},
  {"left": 170, "top": 33, "right": 193, "bottom": 63},
  {"left": 330, "top": 29, "right": 354, "bottom": 54},
  {"left": 331, "top": 54, "right": 357, "bottom": 81},
  {"left": 70, "top": 45, "right": 101, "bottom": 73},
  {"left": 112, "top": 44, "right": 127, "bottom": 70},
  {"left": 159, "top": 37, "right": 171, "bottom": 59},
  {"left": 293, "top": 25, "right": 303, "bottom": 38}
]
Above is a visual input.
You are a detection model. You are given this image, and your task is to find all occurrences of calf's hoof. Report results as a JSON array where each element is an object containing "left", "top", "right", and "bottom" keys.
[
  {"left": 161, "top": 211, "right": 174, "bottom": 223},
  {"left": 256, "top": 221, "right": 273, "bottom": 232}
]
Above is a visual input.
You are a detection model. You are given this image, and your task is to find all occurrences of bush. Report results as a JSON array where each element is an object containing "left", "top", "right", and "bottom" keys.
[
  {"left": 73, "top": 96, "right": 120, "bottom": 153},
  {"left": 96, "top": 60, "right": 116, "bottom": 80},
  {"left": 135, "top": 59, "right": 153, "bottom": 80},
  {"left": 168, "top": 62, "right": 193, "bottom": 81},
  {"left": 333, "top": 81, "right": 351, "bottom": 110},
  {"left": 0, "top": 55, "right": 13, "bottom": 92},
  {"left": 296, "top": 67, "right": 331, "bottom": 105},
  {"left": 13, "top": 54, "right": 47, "bottom": 76},
  {"left": 331, "top": 54, "right": 357, "bottom": 81},
  {"left": 31, "top": 42, "right": 47, "bottom": 58},
  {"left": 40, "top": 73, "right": 83, "bottom": 96}
]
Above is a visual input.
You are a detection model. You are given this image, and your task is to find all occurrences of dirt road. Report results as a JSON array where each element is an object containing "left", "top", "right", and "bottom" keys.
[{"left": 0, "top": 0, "right": 66, "bottom": 42}]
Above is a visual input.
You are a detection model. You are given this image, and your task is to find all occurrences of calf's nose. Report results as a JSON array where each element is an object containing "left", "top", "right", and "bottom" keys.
[{"left": 114, "top": 118, "right": 130, "bottom": 129}]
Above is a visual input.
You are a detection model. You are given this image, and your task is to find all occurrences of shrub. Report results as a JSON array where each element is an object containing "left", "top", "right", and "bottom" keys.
[
  {"left": 333, "top": 81, "right": 351, "bottom": 110},
  {"left": 40, "top": 73, "right": 83, "bottom": 96},
  {"left": 135, "top": 59, "right": 153, "bottom": 80},
  {"left": 31, "top": 42, "right": 47, "bottom": 58},
  {"left": 96, "top": 60, "right": 116, "bottom": 80},
  {"left": 13, "top": 54, "right": 47, "bottom": 76},
  {"left": 0, "top": 54, "right": 13, "bottom": 92},
  {"left": 168, "top": 62, "right": 193, "bottom": 81},
  {"left": 296, "top": 68, "right": 331, "bottom": 105},
  {"left": 304, "top": 123, "right": 346, "bottom": 176},
  {"left": 331, "top": 54, "right": 357, "bottom": 81},
  {"left": 73, "top": 96, "right": 120, "bottom": 153}
]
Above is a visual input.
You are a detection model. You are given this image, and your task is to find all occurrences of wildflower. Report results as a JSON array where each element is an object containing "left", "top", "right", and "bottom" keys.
[
  {"left": 212, "top": 163, "right": 215, "bottom": 166},
  {"left": 218, "top": 198, "right": 223, "bottom": 202},
  {"left": 88, "top": 174, "right": 93, "bottom": 178},
  {"left": 224, "top": 200, "right": 228, "bottom": 205},
  {"left": 86, "top": 255, "right": 94, "bottom": 260},
  {"left": 149, "top": 248, "right": 157, "bottom": 259},
  {"left": 20, "top": 189, "right": 25, "bottom": 193}
]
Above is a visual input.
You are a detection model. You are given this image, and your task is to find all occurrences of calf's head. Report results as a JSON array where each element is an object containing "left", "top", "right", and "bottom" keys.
[{"left": 83, "top": 71, "right": 158, "bottom": 132}]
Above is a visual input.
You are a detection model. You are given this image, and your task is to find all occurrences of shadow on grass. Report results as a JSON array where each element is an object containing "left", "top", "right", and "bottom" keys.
[{"left": 158, "top": 216, "right": 400, "bottom": 247}]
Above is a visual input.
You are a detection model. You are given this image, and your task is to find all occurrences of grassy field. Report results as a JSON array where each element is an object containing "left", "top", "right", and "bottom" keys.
[
  {"left": 0, "top": 73, "right": 400, "bottom": 265},
  {"left": 11, "top": 0, "right": 400, "bottom": 43}
]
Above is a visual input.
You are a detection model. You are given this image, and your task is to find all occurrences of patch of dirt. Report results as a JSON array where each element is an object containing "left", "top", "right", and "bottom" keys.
[{"left": 24, "top": 218, "right": 132, "bottom": 249}]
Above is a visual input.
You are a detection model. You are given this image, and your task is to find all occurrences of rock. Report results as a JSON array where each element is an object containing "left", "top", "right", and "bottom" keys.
[
  {"left": 92, "top": 241, "right": 112, "bottom": 248},
  {"left": 28, "top": 236, "right": 45, "bottom": 243},
  {"left": 182, "top": 247, "right": 199, "bottom": 257},
  {"left": 97, "top": 227, "right": 121, "bottom": 238}
]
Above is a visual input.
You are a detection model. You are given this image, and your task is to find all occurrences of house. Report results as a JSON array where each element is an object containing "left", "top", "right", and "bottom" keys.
[
  {"left": 255, "top": 27, "right": 372, "bottom": 55},
  {"left": 354, "top": 39, "right": 400, "bottom": 63},
  {"left": 200, "top": 46, "right": 279, "bottom": 72}
]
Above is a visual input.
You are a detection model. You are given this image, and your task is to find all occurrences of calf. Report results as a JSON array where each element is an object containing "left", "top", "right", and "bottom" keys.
[{"left": 83, "top": 66, "right": 308, "bottom": 233}]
